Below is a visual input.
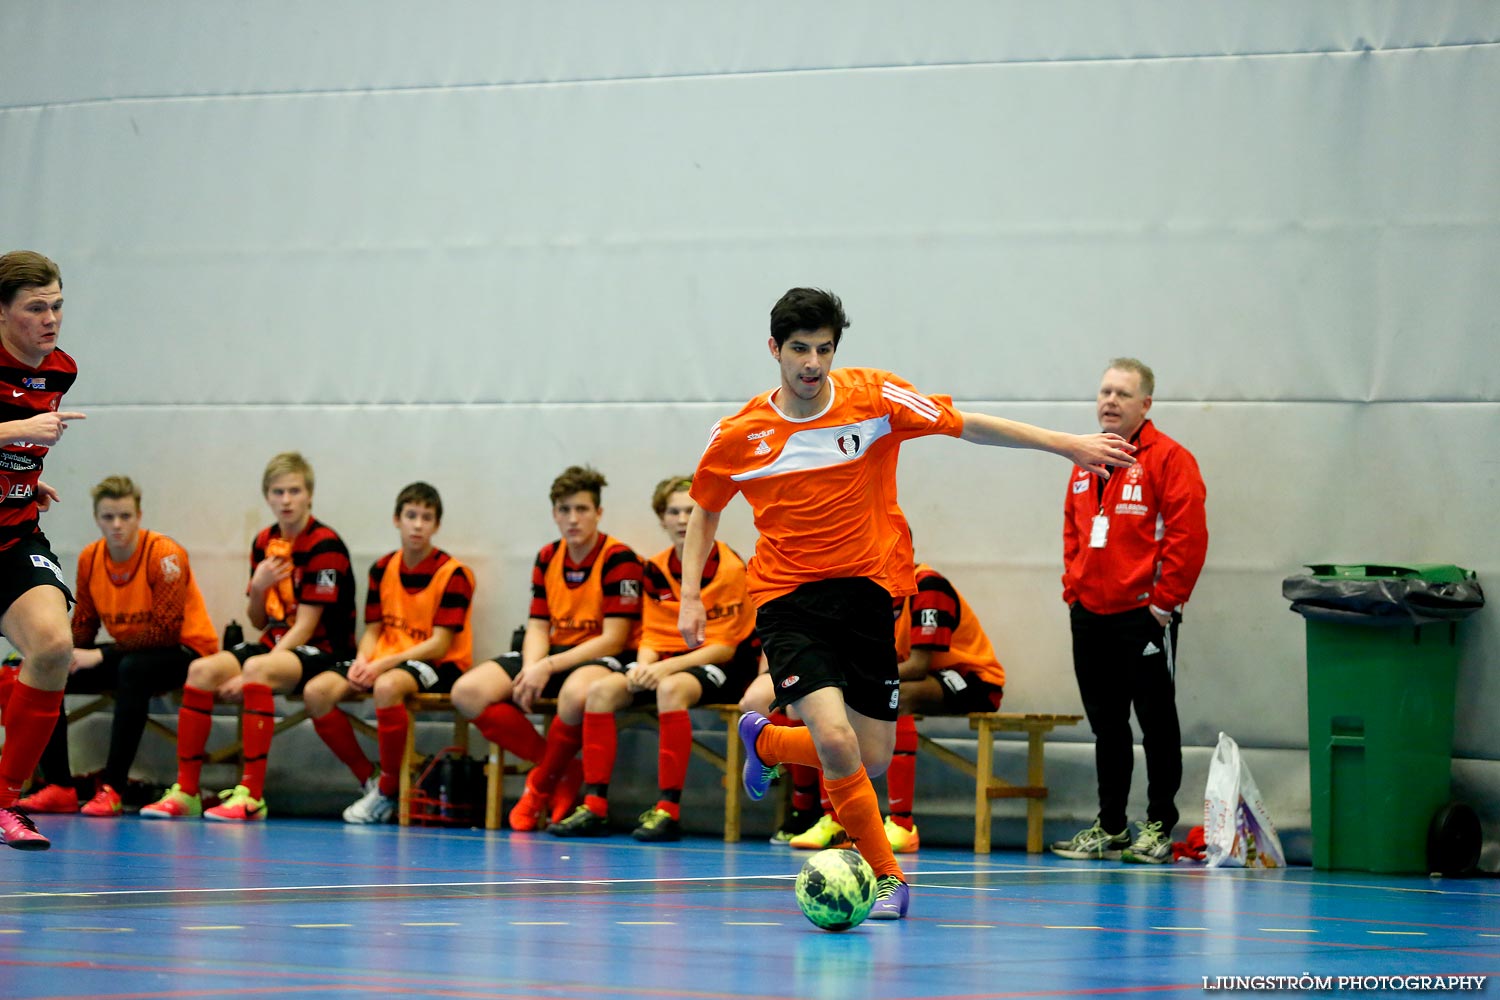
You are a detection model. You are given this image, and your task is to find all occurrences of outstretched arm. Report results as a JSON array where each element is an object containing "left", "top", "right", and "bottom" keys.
[{"left": 958, "top": 411, "right": 1136, "bottom": 476}]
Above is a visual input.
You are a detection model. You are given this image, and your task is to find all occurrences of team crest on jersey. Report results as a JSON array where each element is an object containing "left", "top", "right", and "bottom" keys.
[
  {"left": 21, "top": 377, "right": 45, "bottom": 390},
  {"left": 619, "top": 579, "right": 641, "bottom": 602},
  {"left": 836, "top": 432, "right": 861, "bottom": 457},
  {"left": 919, "top": 608, "right": 939, "bottom": 629},
  {"left": 159, "top": 553, "right": 182, "bottom": 581},
  {"left": 1072, "top": 476, "right": 1090, "bottom": 494}
]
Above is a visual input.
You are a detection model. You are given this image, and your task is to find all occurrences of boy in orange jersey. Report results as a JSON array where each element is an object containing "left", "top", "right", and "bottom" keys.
[
  {"left": 15, "top": 476, "right": 218, "bottom": 818},
  {"left": 786, "top": 562, "right": 1006, "bottom": 854},
  {"left": 450, "top": 465, "right": 644, "bottom": 831},
  {"left": 548, "top": 476, "right": 758, "bottom": 841},
  {"left": 301, "top": 482, "right": 475, "bottom": 824},
  {"left": 680, "top": 288, "right": 1134, "bottom": 918},
  {"left": 141, "top": 452, "right": 356, "bottom": 822},
  {"left": 0, "top": 250, "right": 87, "bottom": 850}
]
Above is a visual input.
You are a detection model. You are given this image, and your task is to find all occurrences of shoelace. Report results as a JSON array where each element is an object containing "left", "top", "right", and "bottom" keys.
[
  {"left": 875, "top": 876, "right": 903, "bottom": 900},
  {"left": 1, "top": 808, "right": 41, "bottom": 834}
]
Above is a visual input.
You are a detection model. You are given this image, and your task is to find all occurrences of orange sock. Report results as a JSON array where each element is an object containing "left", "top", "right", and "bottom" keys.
[
  {"left": 755, "top": 723, "right": 820, "bottom": 768},
  {"left": 824, "top": 767, "right": 902, "bottom": 881}
]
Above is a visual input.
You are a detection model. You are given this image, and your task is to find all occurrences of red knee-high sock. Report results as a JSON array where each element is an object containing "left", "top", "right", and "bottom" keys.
[
  {"left": 825, "top": 767, "right": 903, "bottom": 881},
  {"left": 581, "top": 712, "right": 617, "bottom": 816},
  {"left": 239, "top": 683, "right": 276, "bottom": 800},
  {"left": 0, "top": 682, "right": 65, "bottom": 807},
  {"left": 887, "top": 715, "right": 918, "bottom": 829},
  {"left": 312, "top": 709, "right": 374, "bottom": 786},
  {"left": 655, "top": 709, "right": 692, "bottom": 820},
  {"left": 789, "top": 763, "right": 820, "bottom": 812},
  {"left": 0, "top": 666, "right": 16, "bottom": 729},
  {"left": 471, "top": 703, "right": 545, "bottom": 763},
  {"left": 375, "top": 706, "right": 408, "bottom": 797},
  {"left": 528, "top": 718, "right": 582, "bottom": 796},
  {"left": 175, "top": 684, "right": 216, "bottom": 795},
  {"left": 755, "top": 723, "right": 821, "bottom": 769}
]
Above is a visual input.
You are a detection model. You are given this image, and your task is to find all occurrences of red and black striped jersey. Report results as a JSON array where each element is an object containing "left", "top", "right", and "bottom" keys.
[
  {"left": 640, "top": 541, "right": 755, "bottom": 656},
  {"left": 529, "top": 533, "right": 643, "bottom": 649},
  {"left": 0, "top": 343, "right": 77, "bottom": 551},
  {"left": 365, "top": 548, "right": 475, "bottom": 670},
  {"left": 894, "top": 564, "right": 1006, "bottom": 689},
  {"left": 249, "top": 517, "right": 356, "bottom": 655}
]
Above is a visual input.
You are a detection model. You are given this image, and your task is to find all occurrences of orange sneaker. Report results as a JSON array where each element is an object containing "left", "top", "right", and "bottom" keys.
[
  {"left": 81, "top": 783, "right": 123, "bottom": 817},
  {"left": 15, "top": 783, "right": 79, "bottom": 814},
  {"left": 140, "top": 783, "right": 202, "bottom": 819},
  {"left": 508, "top": 786, "right": 547, "bottom": 832},
  {"left": 549, "top": 760, "right": 584, "bottom": 824},
  {"left": 203, "top": 785, "right": 268, "bottom": 823}
]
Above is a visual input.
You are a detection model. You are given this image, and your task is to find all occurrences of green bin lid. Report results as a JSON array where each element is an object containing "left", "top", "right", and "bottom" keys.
[{"left": 1303, "top": 563, "right": 1471, "bottom": 583}]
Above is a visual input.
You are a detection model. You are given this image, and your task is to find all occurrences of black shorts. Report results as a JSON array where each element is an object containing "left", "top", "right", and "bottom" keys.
[
  {"left": 492, "top": 646, "right": 637, "bottom": 701},
  {"left": 0, "top": 533, "right": 74, "bottom": 625},
  {"left": 327, "top": 657, "right": 464, "bottom": 694},
  {"left": 931, "top": 668, "right": 1004, "bottom": 714},
  {"left": 228, "top": 640, "right": 341, "bottom": 694},
  {"left": 757, "top": 577, "right": 901, "bottom": 722},
  {"left": 615, "top": 639, "right": 761, "bottom": 708}
]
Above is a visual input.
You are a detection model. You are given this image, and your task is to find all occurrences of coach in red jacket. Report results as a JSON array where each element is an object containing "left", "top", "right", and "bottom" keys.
[{"left": 1051, "top": 358, "right": 1208, "bottom": 865}]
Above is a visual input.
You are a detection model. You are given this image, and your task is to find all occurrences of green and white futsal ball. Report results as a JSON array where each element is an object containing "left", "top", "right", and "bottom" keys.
[{"left": 794, "top": 848, "right": 877, "bottom": 931}]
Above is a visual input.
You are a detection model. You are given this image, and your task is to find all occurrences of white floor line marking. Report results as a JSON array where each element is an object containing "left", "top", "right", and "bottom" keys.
[
  {"left": 0, "top": 868, "right": 1027, "bottom": 901},
  {"left": 1481, "top": 933, "right": 1500, "bottom": 938},
  {"left": 510, "top": 921, "right": 568, "bottom": 926},
  {"left": 293, "top": 923, "right": 352, "bottom": 929},
  {"left": 0, "top": 929, "right": 21, "bottom": 934},
  {"left": 1260, "top": 928, "right": 1318, "bottom": 933},
  {"left": 401, "top": 922, "right": 460, "bottom": 927},
  {"left": 183, "top": 925, "right": 242, "bottom": 931},
  {"left": 1367, "top": 930, "right": 1427, "bottom": 936},
  {"left": 617, "top": 921, "right": 675, "bottom": 925},
  {"left": 44, "top": 927, "right": 133, "bottom": 933},
  {"left": 1044, "top": 925, "right": 1103, "bottom": 930},
  {"left": 723, "top": 921, "right": 781, "bottom": 926}
]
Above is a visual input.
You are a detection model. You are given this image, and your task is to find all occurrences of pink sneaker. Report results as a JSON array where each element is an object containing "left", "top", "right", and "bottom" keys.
[
  {"left": 15, "top": 783, "right": 79, "bottom": 814},
  {"left": 0, "top": 806, "right": 51, "bottom": 851},
  {"left": 80, "top": 783, "right": 123, "bottom": 817}
]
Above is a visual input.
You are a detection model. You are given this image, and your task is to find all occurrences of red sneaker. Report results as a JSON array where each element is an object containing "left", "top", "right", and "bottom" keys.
[
  {"left": 80, "top": 783, "right": 123, "bottom": 817},
  {"left": 15, "top": 783, "right": 79, "bottom": 814},
  {"left": 0, "top": 806, "right": 51, "bottom": 851},
  {"left": 549, "top": 760, "right": 584, "bottom": 825},
  {"left": 507, "top": 787, "right": 547, "bottom": 832}
]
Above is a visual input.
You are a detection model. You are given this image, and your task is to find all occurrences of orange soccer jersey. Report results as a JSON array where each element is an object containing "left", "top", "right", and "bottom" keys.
[
  {"left": 366, "top": 549, "right": 475, "bottom": 670},
  {"left": 691, "top": 367, "right": 965, "bottom": 606},
  {"left": 640, "top": 541, "right": 755, "bottom": 656},
  {"left": 71, "top": 531, "right": 219, "bottom": 658},
  {"left": 892, "top": 564, "right": 1006, "bottom": 689}
]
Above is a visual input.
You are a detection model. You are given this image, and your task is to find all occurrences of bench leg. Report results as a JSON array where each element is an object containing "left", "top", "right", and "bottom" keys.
[
  {"left": 1025, "top": 729, "right": 1046, "bottom": 853},
  {"left": 722, "top": 712, "right": 742, "bottom": 844},
  {"left": 974, "top": 718, "right": 994, "bottom": 854},
  {"left": 485, "top": 742, "right": 502, "bottom": 831},
  {"left": 398, "top": 705, "right": 416, "bottom": 827}
]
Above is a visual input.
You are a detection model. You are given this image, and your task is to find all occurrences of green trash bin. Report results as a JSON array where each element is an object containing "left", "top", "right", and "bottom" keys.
[{"left": 1283, "top": 564, "right": 1484, "bottom": 874}]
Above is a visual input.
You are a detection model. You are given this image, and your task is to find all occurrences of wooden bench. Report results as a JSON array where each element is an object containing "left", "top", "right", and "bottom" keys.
[
  {"left": 393, "top": 696, "right": 750, "bottom": 841},
  {"left": 914, "top": 712, "right": 1083, "bottom": 853}
]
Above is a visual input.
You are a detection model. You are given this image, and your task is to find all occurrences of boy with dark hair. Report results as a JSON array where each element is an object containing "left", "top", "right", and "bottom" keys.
[
  {"left": 0, "top": 249, "right": 86, "bottom": 849},
  {"left": 141, "top": 452, "right": 356, "bottom": 822},
  {"left": 450, "top": 465, "right": 644, "bottom": 831},
  {"left": 301, "top": 482, "right": 475, "bottom": 824},
  {"left": 17, "top": 475, "right": 219, "bottom": 818},
  {"left": 681, "top": 287, "right": 1134, "bottom": 917},
  {"left": 548, "top": 475, "right": 757, "bottom": 841}
]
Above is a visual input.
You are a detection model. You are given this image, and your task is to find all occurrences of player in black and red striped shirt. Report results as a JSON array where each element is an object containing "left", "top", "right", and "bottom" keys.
[
  {"left": 450, "top": 465, "right": 644, "bottom": 831},
  {"left": 0, "top": 250, "right": 87, "bottom": 850},
  {"left": 142, "top": 452, "right": 356, "bottom": 822}
]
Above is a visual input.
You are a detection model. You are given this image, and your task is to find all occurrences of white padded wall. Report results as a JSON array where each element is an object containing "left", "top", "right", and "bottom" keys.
[{"left": 3, "top": 4, "right": 1497, "bottom": 794}]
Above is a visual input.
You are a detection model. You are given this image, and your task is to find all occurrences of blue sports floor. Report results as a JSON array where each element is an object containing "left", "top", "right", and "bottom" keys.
[{"left": 2, "top": 818, "right": 1497, "bottom": 999}]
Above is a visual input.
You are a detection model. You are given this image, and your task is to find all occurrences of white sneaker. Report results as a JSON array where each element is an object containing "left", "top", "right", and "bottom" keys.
[{"left": 342, "top": 776, "right": 396, "bottom": 825}]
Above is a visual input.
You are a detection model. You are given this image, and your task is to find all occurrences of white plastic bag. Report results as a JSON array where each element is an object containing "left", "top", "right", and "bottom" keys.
[{"left": 1203, "top": 732, "right": 1286, "bottom": 868}]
